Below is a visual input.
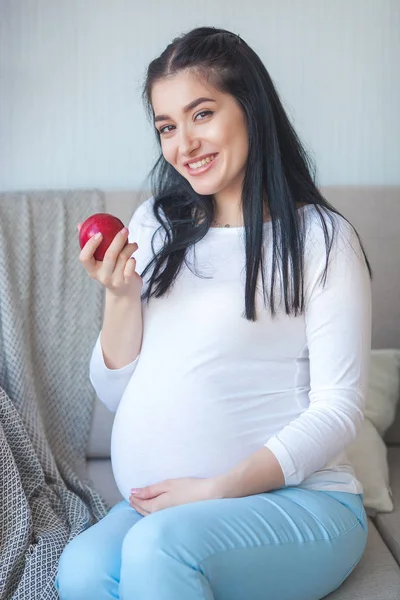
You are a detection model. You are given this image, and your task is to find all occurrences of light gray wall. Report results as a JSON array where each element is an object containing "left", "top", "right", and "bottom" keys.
[{"left": 0, "top": 0, "right": 399, "bottom": 191}]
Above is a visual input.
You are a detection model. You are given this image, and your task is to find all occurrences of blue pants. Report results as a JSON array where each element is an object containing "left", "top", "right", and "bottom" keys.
[{"left": 56, "top": 487, "right": 367, "bottom": 600}]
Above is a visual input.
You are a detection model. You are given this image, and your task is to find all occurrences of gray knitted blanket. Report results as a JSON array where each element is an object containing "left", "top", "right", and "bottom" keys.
[{"left": 0, "top": 190, "right": 108, "bottom": 599}]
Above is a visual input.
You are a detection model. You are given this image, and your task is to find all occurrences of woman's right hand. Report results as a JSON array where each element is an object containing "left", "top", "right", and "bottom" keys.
[{"left": 77, "top": 223, "right": 143, "bottom": 299}]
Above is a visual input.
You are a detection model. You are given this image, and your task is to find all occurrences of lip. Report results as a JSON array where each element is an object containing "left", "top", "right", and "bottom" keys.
[
  {"left": 183, "top": 153, "right": 218, "bottom": 167},
  {"left": 184, "top": 153, "right": 218, "bottom": 176}
]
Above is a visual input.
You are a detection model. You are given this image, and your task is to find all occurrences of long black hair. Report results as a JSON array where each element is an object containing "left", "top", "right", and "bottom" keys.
[{"left": 140, "top": 26, "right": 372, "bottom": 321}]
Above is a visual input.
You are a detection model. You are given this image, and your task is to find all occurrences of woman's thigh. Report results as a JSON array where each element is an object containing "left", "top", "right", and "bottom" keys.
[
  {"left": 120, "top": 488, "right": 367, "bottom": 600},
  {"left": 56, "top": 500, "right": 142, "bottom": 600}
]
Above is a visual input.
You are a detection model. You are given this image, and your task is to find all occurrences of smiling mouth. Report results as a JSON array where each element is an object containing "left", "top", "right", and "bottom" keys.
[
  {"left": 187, "top": 154, "right": 217, "bottom": 170},
  {"left": 185, "top": 154, "right": 218, "bottom": 176}
]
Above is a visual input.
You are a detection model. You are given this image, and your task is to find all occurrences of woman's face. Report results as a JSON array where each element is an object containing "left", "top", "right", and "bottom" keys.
[{"left": 151, "top": 70, "right": 249, "bottom": 207}]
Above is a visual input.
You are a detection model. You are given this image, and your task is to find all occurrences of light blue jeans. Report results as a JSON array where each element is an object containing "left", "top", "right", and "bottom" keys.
[{"left": 56, "top": 487, "right": 367, "bottom": 600}]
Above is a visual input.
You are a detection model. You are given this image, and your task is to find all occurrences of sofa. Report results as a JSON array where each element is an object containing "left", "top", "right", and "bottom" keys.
[{"left": 85, "top": 186, "right": 400, "bottom": 599}]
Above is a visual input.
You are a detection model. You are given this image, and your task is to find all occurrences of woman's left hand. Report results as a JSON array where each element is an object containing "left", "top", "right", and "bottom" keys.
[{"left": 129, "top": 477, "right": 218, "bottom": 516}]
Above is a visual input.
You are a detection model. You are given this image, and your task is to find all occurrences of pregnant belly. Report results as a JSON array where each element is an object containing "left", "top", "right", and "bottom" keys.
[{"left": 110, "top": 385, "right": 268, "bottom": 502}]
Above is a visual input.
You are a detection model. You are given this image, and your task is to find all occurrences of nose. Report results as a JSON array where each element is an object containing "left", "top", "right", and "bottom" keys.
[{"left": 178, "top": 125, "right": 200, "bottom": 160}]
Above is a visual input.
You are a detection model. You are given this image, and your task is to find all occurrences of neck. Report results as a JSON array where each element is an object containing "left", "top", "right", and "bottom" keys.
[
  {"left": 213, "top": 205, "right": 243, "bottom": 228},
  {"left": 212, "top": 207, "right": 270, "bottom": 228},
  {"left": 212, "top": 191, "right": 270, "bottom": 227}
]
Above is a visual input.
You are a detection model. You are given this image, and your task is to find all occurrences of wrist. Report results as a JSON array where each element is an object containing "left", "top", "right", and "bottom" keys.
[
  {"left": 208, "top": 474, "right": 231, "bottom": 500},
  {"left": 208, "top": 447, "right": 286, "bottom": 500},
  {"left": 105, "top": 288, "right": 141, "bottom": 306}
]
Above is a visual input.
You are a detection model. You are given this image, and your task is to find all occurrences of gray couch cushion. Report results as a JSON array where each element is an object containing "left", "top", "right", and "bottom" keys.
[
  {"left": 374, "top": 447, "right": 400, "bottom": 565},
  {"left": 86, "top": 458, "right": 400, "bottom": 600},
  {"left": 326, "top": 186, "right": 400, "bottom": 353},
  {"left": 86, "top": 458, "right": 123, "bottom": 507},
  {"left": 385, "top": 407, "right": 400, "bottom": 447},
  {"left": 87, "top": 399, "right": 114, "bottom": 458},
  {"left": 325, "top": 519, "right": 400, "bottom": 599}
]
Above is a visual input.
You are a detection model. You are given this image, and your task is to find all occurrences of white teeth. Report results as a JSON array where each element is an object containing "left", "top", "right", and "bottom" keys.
[{"left": 188, "top": 154, "right": 216, "bottom": 169}]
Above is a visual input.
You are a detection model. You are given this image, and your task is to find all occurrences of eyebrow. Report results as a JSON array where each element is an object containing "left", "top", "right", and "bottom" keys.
[{"left": 154, "top": 97, "right": 216, "bottom": 123}]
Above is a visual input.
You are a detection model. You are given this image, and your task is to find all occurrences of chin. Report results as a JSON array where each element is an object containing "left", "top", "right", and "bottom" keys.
[
  {"left": 191, "top": 186, "right": 218, "bottom": 196},
  {"left": 189, "top": 179, "right": 224, "bottom": 196}
]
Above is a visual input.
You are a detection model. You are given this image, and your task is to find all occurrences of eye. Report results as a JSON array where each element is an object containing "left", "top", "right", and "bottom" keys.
[
  {"left": 194, "top": 110, "right": 213, "bottom": 121},
  {"left": 158, "top": 124, "right": 175, "bottom": 135},
  {"left": 158, "top": 110, "right": 214, "bottom": 135}
]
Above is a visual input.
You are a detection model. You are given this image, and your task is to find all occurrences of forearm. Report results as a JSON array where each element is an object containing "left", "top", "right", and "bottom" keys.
[
  {"left": 100, "top": 290, "right": 143, "bottom": 369},
  {"left": 212, "top": 446, "right": 285, "bottom": 499}
]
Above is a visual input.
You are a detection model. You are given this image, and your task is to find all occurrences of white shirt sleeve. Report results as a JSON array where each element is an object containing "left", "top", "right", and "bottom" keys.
[
  {"left": 88, "top": 197, "right": 153, "bottom": 413},
  {"left": 265, "top": 215, "right": 372, "bottom": 486},
  {"left": 89, "top": 333, "right": 140, "bottom": 412}
]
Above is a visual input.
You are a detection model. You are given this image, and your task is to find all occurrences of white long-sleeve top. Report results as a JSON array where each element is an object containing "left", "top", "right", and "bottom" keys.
[{"left": 90, "top": 197, "right": 371, "bottom": 502}]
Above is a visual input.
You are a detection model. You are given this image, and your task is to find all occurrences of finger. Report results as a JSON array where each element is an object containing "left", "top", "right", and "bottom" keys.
[
  {"left": 103, "top": 227, "right": 129, "bottom": 262},
  {"left": 111, "top": 242, "right": 138, "bottom": 284},
  {"left": 129, "top": 498, "right": 150, "bottom": 515},
  {"left": 131, "top": 484, "right": 164, "bottom": 500},
  {"left": 129, "top": 241, "right": 139, "bottom": 256},
  {"left": 123, "top": 255, "right": 137, "bottom": 284},
  {"left": 100, "top": 227, "right": 130, "bottom": 276},
  {"left": 79, "top": 232, "right": 103, "bottom": 271},
  {"left": 130, "top": 503, "right": 146, "bottom": 516},
  {"left": 77, "top": 222, "right": 82, "bottom": 232},
  {"left": 118, "top": 241, "right": 138, "bottom": 263}
]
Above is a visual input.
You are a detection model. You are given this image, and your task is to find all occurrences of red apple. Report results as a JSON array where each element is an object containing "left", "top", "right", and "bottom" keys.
[{"left": 79, "top": 213, "right": 126, "bottom": 261}]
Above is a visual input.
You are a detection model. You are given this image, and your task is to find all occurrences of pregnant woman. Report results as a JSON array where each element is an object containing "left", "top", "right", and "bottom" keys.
[{"left": 57, "top": 25, "right": 372, "bottom": 600}]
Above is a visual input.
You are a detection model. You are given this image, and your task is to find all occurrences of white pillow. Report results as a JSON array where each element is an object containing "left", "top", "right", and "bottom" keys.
[
  {"left": 346, "top": 349, "right": 400, "bottom": 515},
  {"left": 364, "top": 349, "right": 400, "bottom": 437},
  {"left": 346, "top": 418, "right": 393, "bottom": 514}
]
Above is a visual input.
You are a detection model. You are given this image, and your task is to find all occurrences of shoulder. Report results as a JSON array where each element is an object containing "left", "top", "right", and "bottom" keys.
[
  {"left": 127, "top": 196, "right": 167, "bottom": 259},
  {"left": 128, "top": 196, "right": 156, "bottom": 229},
  {"left": 300, "top": 205, "right": 367, "bottom": 290},
  {"left": 127, "top": 196, "right": 171, "bottom": 242},
  {"left": 302, "top": 204, "right": 359, "bottom": 255}
]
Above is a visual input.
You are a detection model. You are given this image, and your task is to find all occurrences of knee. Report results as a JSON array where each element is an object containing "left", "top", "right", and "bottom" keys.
[
  {"left": 56, "top": 534, "right": 111, "bottom": 600},
  {"left": 121, "top": 506, "right": 202, "bottom": 568}
]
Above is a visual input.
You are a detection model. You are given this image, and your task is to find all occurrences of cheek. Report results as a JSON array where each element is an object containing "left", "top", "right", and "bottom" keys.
[
  {"left": 161, "top": 140, "right": 177, "bottom": 166},
  {"left": 226, "top": 133, "right": 248, "bottom": 170},
  {"left": 224, "top": 119, "right": 248, "bottom": 154},
  {"left": 235, "top": 129, "right": 249, "bottom": 166},
  {"left": 241, "top": 139, "right": 249, "bottom": 163}
]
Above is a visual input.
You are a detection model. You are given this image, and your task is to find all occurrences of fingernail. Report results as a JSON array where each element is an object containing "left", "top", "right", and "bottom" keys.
[
  {"left": 131, "top": 488, "right": 141, "bottom": 494},
  {"left": 94, "top": 232, "right": 102, "bottom": 240}
]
